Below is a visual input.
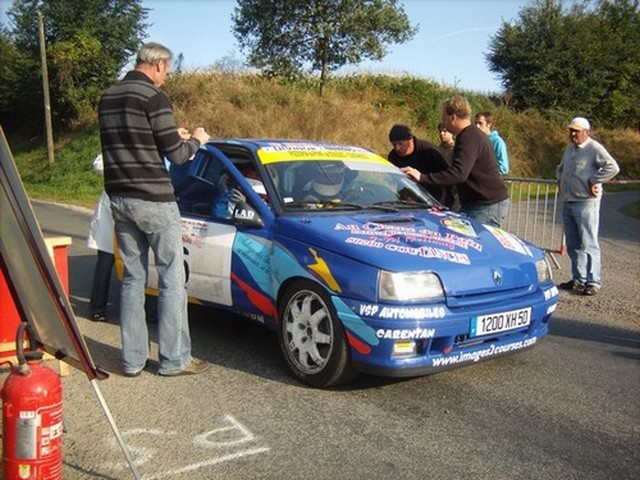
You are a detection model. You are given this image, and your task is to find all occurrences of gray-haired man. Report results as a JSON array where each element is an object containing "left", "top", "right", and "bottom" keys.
[
  {"left": 556, "top": 116, "right": 619, "bottom": 296},
  {"left": 99, "top": 42, "right": 211, "bottom": 376}
]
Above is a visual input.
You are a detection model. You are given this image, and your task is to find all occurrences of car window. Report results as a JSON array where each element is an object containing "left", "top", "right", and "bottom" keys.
[
  {"left": 263, "top": 159, "right": 438, "bottom": 209},
  {"left": 175, "top": 151, "right": 269, "bottom": 220}
]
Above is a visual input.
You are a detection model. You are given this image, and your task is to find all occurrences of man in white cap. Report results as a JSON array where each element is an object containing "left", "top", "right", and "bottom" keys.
[{"left": 556, "top": 116, "right": 619, "bottom": 296}]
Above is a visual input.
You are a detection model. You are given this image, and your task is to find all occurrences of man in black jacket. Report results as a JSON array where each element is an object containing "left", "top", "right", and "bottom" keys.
[
  {"left": 387, "top": 124, "right": 452, "bottom": 206},
  {"left": 401, "top": 97, "right": 509, "bottom": 227}
]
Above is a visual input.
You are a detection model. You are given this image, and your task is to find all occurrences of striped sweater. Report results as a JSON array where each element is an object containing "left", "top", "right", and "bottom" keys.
[{"left": 98, "top": 70, "right": 200, "bottom": 202}]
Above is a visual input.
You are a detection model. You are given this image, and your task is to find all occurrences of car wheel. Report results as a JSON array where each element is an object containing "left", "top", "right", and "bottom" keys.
[{"left": 278, "top": 280, "right": 355, "bottom": 388}]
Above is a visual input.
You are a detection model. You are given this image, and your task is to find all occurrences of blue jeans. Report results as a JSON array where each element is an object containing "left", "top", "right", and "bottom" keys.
[
  {"left": 110, "top": 197, "right": 191, "bottom": 374},
  {"left": 562, "top": 200, "right": 601, "bottom": 287},
  {"left": 462, "top": 198, "right": 510, "bottom": 228}
]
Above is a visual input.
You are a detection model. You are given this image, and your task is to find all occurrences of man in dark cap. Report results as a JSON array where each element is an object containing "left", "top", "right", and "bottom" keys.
[{"left": 387, "top": 124, "right": 452, "bottom": 206}]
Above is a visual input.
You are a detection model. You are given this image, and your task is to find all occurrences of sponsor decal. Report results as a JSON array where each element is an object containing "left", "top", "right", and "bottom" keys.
[
  {"left": 181, "top": 219, "right": 208, "bottom": 248},
  {"left": 234, "top": 207, "right": 256, "bottom": 221},
  {"left": 339, "top": 223, "right": 478, "bottom": 265},
  {"left": 441, "top": 217, "right": 477, "bottom": 237},
  {"left": 376, "top": 328, "right": 436, "bottom": 340},
  {"left": 332, "top": 297, "right": 379, "bottom": 348},
  {"left": 337, "top": 221, "right": 482, "bottom": 257},
  {"left": 344, "top": 236, "right": 384, "bottom": 249},
  {"left": 257, "top": 144, "right": 384, "bottom": 164},
  {"left": 232, "top": 234, "right": 272, "bottom": 307},
  {"left": 485, "top": 225, "right": 533, "bottom": 257},
  {"left": 261, "top": 142, "right": 370, "bottom": 153},
  {"left": 234, "top": 234, "right": 271, "bottom": 281},
  {"left": 384, "top": 243, "right": 470, "bottom": 265},
  {"left": 431, "top": 337, "right": 538, "bottom": 367},
  {"left": 346, "top": 331, "right": 373, "bottom": 355},
  {"left": 307, "top": 247, "right": 341, "bottom": 292},
  {"left": 358, "top": 304, "right": 446, "bottom": 320},
  {"left": 230, "top": 272, "right": 276, "bottom": 318}
]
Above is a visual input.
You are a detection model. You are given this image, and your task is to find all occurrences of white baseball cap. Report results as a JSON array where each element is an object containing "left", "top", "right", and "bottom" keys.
[{"left": 568, "top": 117, "right": 590, "bottom": 131}]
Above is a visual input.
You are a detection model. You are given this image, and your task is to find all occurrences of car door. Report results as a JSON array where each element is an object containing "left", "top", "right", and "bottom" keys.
[
  {"left": 148, "top": 146, "right": 274, "bottom": 312},
  {"left": 147, "top": 148, "right": 238, "bottom": 306}
]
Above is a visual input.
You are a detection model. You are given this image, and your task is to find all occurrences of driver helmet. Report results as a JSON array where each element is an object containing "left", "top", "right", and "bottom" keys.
[{"left": 311, "top": 162, "right": 345, "bottom": 197}]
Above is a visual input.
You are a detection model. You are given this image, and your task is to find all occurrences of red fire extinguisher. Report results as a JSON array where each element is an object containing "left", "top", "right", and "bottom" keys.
[{"left": 2, "top": 322, "right": 63, "bottom": 480}]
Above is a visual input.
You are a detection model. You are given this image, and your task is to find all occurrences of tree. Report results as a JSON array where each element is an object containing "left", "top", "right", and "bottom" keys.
[
  {"left": 486, "top": 0, "right": 640, "bottom": 128},
  {"left": 0, "top": 18, "right": 40, "bottom": 134},
  {"left": 232, "top": 0, "right": 417, "bottom": 94},
  {"left": 2, "top": 0, "right": 148, "bottom": 132}
]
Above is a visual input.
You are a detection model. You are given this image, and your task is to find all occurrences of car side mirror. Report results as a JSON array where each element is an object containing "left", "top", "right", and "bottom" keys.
[{"left": 232, "top": 201, "right": 264, "bottom": 228}]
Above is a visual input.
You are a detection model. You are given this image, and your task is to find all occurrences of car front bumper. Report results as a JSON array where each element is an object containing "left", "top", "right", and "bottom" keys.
[{"left": 338, "top": 285, "right": 558, "bottom": 377}]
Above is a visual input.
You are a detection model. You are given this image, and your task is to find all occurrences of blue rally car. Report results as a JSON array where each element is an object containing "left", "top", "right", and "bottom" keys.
[{"left": 149, "top": 139, "right": 558, "bottom": 388}]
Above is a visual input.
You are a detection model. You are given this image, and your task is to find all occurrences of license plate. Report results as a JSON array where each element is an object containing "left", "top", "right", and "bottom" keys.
[{"left": 470, "top": 307, "right": 531, "bottom": 337}]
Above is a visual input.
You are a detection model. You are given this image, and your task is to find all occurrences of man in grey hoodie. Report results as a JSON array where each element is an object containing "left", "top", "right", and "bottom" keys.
[{"left": 556, "top": 116, "right": 619, "bottom": 296}]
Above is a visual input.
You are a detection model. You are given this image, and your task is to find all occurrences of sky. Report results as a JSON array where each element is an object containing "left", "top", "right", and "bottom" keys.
[
  {"left": 141, "top": 0, "right": 532, "bottom": 93},
  {"left": 0, "top": 0, "right": 535, "bottom": 93}
]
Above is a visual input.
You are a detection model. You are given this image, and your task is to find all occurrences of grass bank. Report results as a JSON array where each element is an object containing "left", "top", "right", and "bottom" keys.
[{"left": 5, "top": 72, "right": 639, "bottom": 208}]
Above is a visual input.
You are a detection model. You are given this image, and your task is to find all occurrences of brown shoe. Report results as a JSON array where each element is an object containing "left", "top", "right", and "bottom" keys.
[
  {"left": 583, "top": 285, "right": 599, "bottom": 296},
  {"left": 557, "top": 280, "right": 584, "bottom": 292},
  {"left": 159, "top": 358, "right": 210, "bottom": 377},
  {"left": 123, "top": 359, "right": 150, "bottom": 377}
]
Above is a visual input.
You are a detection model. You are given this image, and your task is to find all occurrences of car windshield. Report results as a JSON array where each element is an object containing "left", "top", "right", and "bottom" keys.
[{"left": 261, "top": 158, "right": 440, "bottom": 211}]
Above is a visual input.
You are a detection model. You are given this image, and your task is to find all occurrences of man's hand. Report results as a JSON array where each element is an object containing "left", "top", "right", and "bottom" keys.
[
  {"left": 401, "top": 166, "right": 421, "bottom": 181},
  {"left": 177, "top": 127, "right": 191, "bottom": 140},
  {"left": 229, "top": 188, "right": 246, "bottom": 204},
  {"left": 192, "top": 127, "right": 210, "bottom": 145},
  {"left": 590, "top": 182, "right": 602, "bottom": 197}
]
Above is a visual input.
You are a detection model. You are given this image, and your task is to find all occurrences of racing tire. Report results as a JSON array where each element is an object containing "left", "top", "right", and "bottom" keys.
[{"left": 278, "top": 280, "right": 355, "bottom": 388}]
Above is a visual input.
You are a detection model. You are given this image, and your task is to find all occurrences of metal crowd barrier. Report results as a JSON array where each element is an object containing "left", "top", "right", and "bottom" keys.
[
  {"left": 502, "top": 178, "right": 565, "bottom": 268},
  {"left": 502, "top": 178, "right": 639, "bottom": 268}
]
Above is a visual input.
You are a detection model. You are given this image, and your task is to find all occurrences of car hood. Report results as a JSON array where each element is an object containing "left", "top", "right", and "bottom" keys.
[{"left": 274, "top": 210, "right": 542, "bottom": 294}]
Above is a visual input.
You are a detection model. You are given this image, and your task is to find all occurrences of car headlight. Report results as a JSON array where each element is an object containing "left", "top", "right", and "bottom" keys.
[
  {"left": 535, "top": 258, "right": 552, "bottom": 283},
  {"left": 378, "top": 270, "right": 444, "bottom": 302}
]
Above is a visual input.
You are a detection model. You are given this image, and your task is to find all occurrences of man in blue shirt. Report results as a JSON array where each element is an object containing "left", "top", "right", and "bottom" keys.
[{"left": 475, "top": 112, "right": 509, "bottom": 175}]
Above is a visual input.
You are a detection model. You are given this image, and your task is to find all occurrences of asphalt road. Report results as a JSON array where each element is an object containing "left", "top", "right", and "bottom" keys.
[{"left": 3, "top": 192, "right": 639, "bottom": 480}]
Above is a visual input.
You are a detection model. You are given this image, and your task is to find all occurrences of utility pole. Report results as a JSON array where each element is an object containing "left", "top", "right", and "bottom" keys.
[{"left": 38, "top": 10, "right": 55, "bottom": 166}]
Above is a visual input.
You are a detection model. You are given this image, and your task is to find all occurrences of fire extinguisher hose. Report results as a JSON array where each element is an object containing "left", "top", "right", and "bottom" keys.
[{"left": 15, "top": 321, "right": 43, "bottom": 374}]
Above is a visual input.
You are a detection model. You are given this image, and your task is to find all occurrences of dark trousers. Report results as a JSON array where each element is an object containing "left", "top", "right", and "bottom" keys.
[{"left": 90, "top": 250, "right": 115, "bottom": 315}]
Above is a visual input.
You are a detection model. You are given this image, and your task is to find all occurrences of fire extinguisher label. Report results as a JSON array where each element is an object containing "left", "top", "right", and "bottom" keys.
[
  {"left": 16, "top": 417, "right": 37, "bottom": 459},
  {"left": 18, "top": 464, "right": 31, "bottom": 479},
  {"left": 39, "top": 403, "right": 63, "bottom": 458}
]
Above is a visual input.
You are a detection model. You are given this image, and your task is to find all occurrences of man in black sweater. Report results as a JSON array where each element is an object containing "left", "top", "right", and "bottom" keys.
[
  {"left": 99, "top": 42, "right": 210, "bottom": 377},
  {"left": 401, "top": 96, "right": 509, "bottom": 227},
  {"left": 387, "top": 124, "right": 452, "bottom": 206}
]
